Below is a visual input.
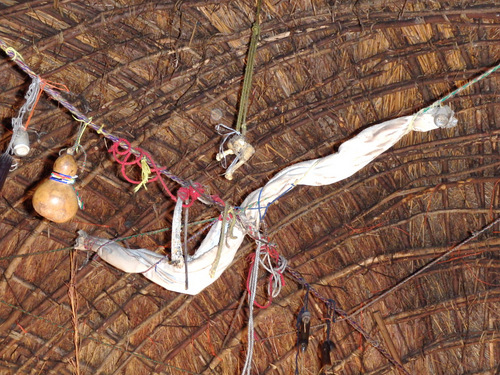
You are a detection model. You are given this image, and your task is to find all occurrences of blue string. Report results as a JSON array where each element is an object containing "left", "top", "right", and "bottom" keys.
[
  {"left": 238, "top": 183, "right": 297, "bottom": 221},
  {"left": 257, "top": 186, "right": 265, "bottom": 223}
]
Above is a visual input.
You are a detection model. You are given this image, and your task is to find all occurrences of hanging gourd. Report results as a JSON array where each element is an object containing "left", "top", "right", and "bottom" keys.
[{"left": 32, "top": 151, "right": 79, "bottom": 223}]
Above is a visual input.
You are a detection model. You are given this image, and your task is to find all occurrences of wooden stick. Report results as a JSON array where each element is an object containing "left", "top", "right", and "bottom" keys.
[{"left": 373, "top": 311, "right": 402, "bottom": 367}]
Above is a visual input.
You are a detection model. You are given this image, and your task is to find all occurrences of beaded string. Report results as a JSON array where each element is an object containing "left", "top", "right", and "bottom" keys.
[{"left": 50, "top": 171, "right": 77, "bottom": 184}]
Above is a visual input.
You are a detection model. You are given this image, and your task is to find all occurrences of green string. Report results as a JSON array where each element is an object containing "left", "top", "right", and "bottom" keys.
[
  {"left": 235, "top": 0, "right": 262, "bottom": 135},
  {"left": 422, "top": 60, "right": 500, "bottom": 113},
  {"left": 0, "top": 299, "right": 201, "bottom": 374},
  {"left": 0, "top": 218, "right": 217, "bottom": 261}
]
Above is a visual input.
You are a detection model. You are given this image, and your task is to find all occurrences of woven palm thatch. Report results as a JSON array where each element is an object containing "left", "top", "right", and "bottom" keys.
[{"left": 0, "top": 0, "right": 499, "bottom": 374}]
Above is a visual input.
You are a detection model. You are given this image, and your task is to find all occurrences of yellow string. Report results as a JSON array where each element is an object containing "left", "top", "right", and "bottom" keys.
[
  {"left": 210, "top": 203, "right": 231, "bottom": 278},
  {"left": 96, "top": 124, "right": 105, "bottom": 135},
  {"left": 133, "top": 157, "right": 151, "bottom": 193},
  {"left": 227, "top": 207, "right": 238, "bottom": 240},
  {"left": 72, "top": 115, "right": 92, "bottom": 150},
  {"left": 5, "top": 47, "right": 24, "bottom": 61}
]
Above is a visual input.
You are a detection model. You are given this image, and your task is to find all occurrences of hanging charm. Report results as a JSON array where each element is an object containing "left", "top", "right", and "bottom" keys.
[
  {"left": 32, "top": 150, "right": 80, "bottom": 223},
  {"left": 297, "top": 287, "right": 311, "bottom": 353},
  {"left": 298, "top": 310, "right": 311, "bottom": 352},
  {"left": 216, "top": 134, "right": 255, "bottom": 180},
  {"left": 0, "top": 76, "right": 41, "bottom": 192},
  {"left": 215, "top": 0, "right": 260, "bottom": 181},
  {"left": 320, "top": 300, "right": 336, "bottom": 375}
]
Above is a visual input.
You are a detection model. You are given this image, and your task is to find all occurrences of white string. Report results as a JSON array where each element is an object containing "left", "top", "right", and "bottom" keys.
[
  {"left": 271, "top": 255, "right": 287, "bottom": 298},
  {"left": 241, "top": 238, "right": 262, "bottom": 375},
  {"left": 6, "top": 76, "right": 41, "bottom": 154},
  {"left": 215, "top": 123, "right": 240, "bottom": 169}
]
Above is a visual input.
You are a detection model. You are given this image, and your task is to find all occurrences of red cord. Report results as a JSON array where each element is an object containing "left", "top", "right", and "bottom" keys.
[
  {"left": 177, "top": 182, "right": 204, "bottom": 208},
  {"left": 109, "top": 138, "right": 177, "bottom": 201},
  {"left": 246, "top": 243, "right": 284, "bottom": 309}
]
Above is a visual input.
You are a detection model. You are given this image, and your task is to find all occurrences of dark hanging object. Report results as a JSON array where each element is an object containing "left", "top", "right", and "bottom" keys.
[
  {"left": 297, "top": 310, "right": 311, "bottom": 352},
  {"left": 297, "top": 287, "right": 311, "bottom": 353},
  {"left": 320, "top": 340, "right": 335, "bottom": 374},
  {"left": 319, "top": 299, "right": 337, "bottom": 375},
  {"left": 0, "top": 152, "right": 13, "bottom": 193}
]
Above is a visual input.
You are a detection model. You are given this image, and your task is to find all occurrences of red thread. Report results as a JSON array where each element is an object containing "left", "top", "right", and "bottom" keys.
[
  {"left": 25, "top": 78, "right": 69, "bottom": 130},
  {"left": 16, "top": 322, "right": 27, "bottom": 334},
  {"left": 177, "top": 182, "right": 204, "bottom": 208},
  {"left": 210, "top": 195, "right": 225, "bottom": 206},
  {"left": 109, "top": 139, "right": 177, "bottom": 201},
  {"left": 246, "top": 243, "right": 284, "bottom": 309},
  {"left": 206, "top": 323, "right": 222, "bottom": 360}
]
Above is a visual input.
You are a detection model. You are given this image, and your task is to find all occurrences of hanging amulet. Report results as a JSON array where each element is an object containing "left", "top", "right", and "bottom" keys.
[{"left": 32, "top": 153, "right": 79, "bottom": 223}]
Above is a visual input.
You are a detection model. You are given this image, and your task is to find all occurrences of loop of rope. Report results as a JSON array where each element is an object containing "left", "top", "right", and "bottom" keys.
[
  {"left": 108, "top": 138, "right": 179, "bottom": 200},
  {"left": 241, "top": 238, "right": 262, "bottom": 375},
  {"left": 24, "top": 78, "right": 69, "bottom": 131}
]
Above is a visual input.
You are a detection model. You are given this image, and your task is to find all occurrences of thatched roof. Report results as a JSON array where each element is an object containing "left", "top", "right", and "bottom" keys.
[{"left": 0, "top": 0, "right": 499, "bottom": 374}]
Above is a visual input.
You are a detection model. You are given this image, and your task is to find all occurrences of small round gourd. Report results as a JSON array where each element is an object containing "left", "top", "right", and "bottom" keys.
[{"left": 32, "top": 153, "right": 79, "bottom": 223}]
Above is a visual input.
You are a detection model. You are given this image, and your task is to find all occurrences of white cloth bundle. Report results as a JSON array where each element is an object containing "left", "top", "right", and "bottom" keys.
[{"left": 74, "top": 106, "right": 457, "bottom": 295}]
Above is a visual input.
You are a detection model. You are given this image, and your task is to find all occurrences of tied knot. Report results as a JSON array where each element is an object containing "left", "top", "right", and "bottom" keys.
[{"left": 177, "top": 183, "right": 204, "bottom": 208}]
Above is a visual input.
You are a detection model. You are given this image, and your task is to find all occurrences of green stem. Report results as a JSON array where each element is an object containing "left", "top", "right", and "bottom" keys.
[{"left": 235, "top": 0, "right": 262, "bottom": 135}]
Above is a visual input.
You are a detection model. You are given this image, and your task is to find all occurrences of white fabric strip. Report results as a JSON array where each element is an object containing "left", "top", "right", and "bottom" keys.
[{"left": 74, "top": 107, "right": 457, "bottom": 295}]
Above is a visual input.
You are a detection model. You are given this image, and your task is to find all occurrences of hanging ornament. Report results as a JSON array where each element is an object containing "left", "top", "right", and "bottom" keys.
[
  {"left": 320, "top": 300, "right": 336, "bottom": 375},
  {"left": 32, "top": 151, "right": 79, "bottom": 223},
  {"left": 0, "top": 76, "right": 40, "bottom": 192},
  {"left": 297, "top": 287, "right": 311, "bottom": 353},
  {"left": 298, "top": 310, "right": 311, "bottom": 352},
  {"left": 216, "top": 134, "right": 255, "bottom": 180},
  {"left": 11, "top": 127, "right": 30, "bottom": 157}
]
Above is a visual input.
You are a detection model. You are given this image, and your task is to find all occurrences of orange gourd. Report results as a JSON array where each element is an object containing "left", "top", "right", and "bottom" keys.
[{"left": 32, "top": 153, "right": 79, "bottom": 223}]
